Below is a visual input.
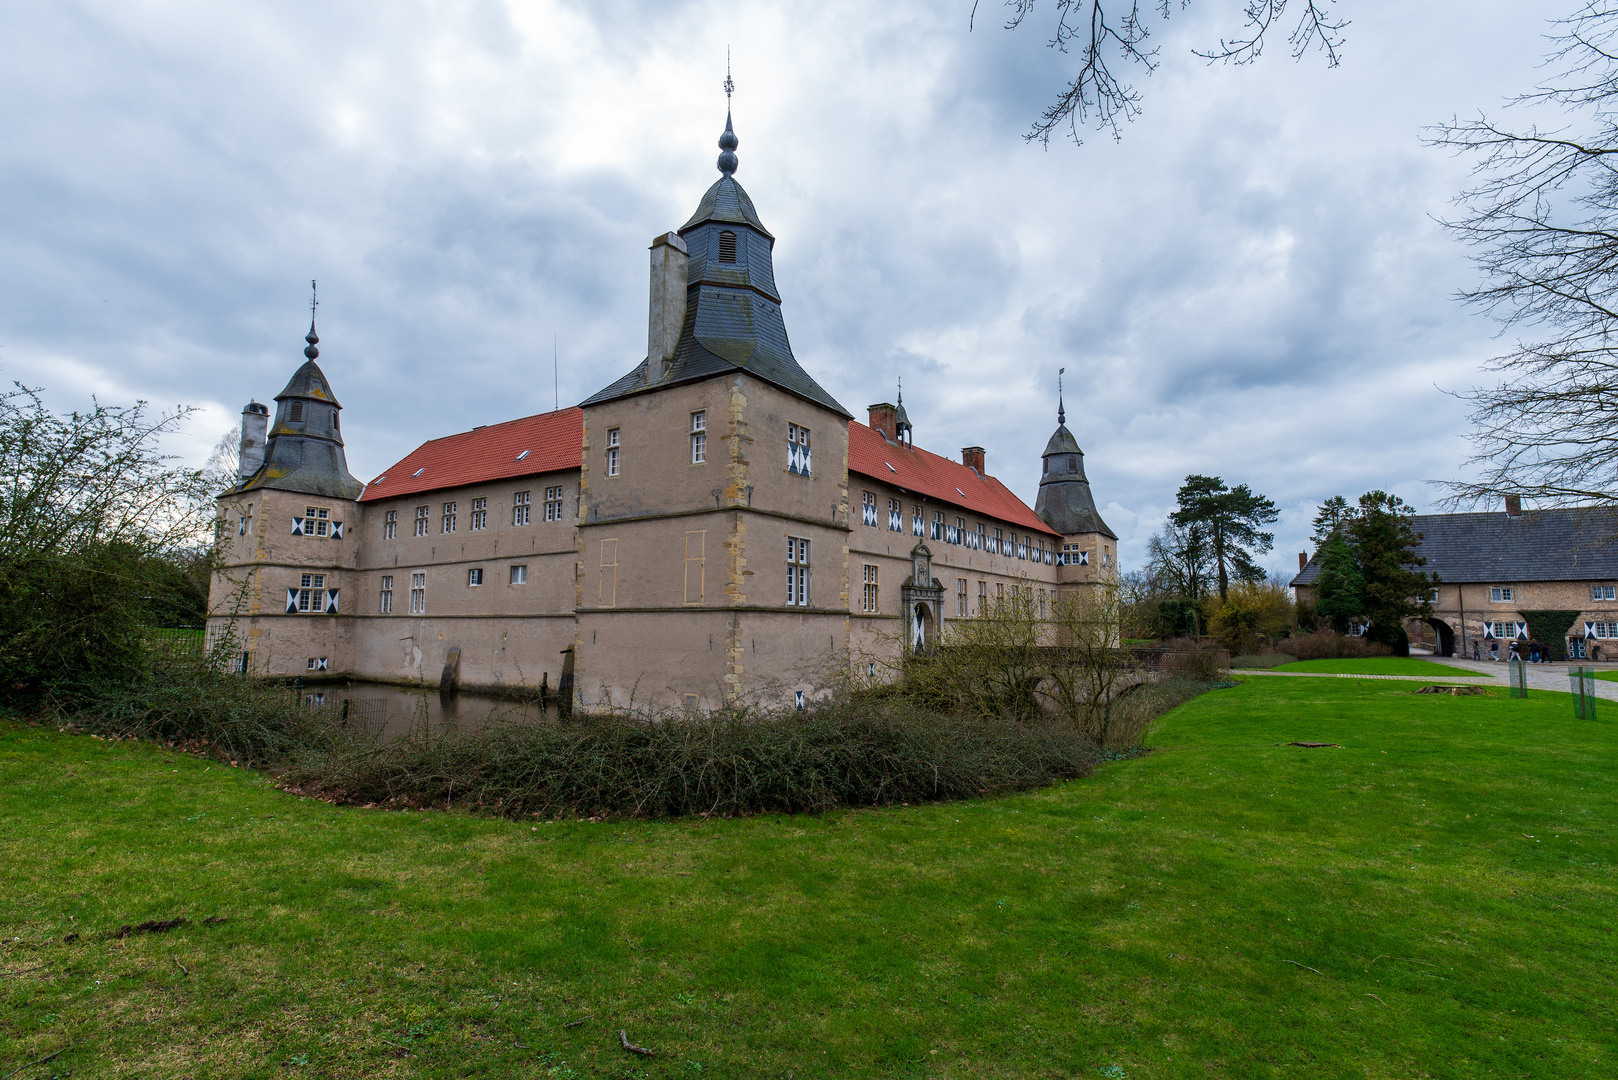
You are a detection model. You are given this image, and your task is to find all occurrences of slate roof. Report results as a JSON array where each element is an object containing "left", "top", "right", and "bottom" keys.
[
  {"left": 1034, "top": 422, "right": 1115, "bottom": 539},
  {"left": 275, "top": 359, "right": 341, "bottom": 406},
  {"left": 579, "top": 288, "right": 851, "bottom": 418},
  {"left": 680, "top": 176, "right": 773, "bottom": 237},
  {"left": 359, "top": 408, "right": 583, "bottom": 502},
  {"left": 848, "top": 422, "right": 1059, "bottom": 537},
  {"left": 1291, "top": 508, "right": 1618, "bottom": 586}
]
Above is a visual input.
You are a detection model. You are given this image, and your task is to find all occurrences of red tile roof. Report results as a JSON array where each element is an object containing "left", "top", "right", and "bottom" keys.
[
  {"left": 847, "top": 422, "right": 1058, "bottom": 536},
  {"left": 359, "top": 408, "right": 1053, "bottom": 537},
  {"left": 359, "top": 408, "right": 583, "bottom": 502}
]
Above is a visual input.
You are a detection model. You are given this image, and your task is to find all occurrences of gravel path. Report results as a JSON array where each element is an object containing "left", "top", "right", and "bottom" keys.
[{"left": 1238, "top": 656, "right": 1618, "bottom": 700}]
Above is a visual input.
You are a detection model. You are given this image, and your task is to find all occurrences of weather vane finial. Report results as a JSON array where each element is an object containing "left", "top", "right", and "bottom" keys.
[
  {"left": 717, "top": 56, "right": 739, "bottom": 177},
  {"left": 897, "top": 375, "right": 902, "bottom": 402},
  {"left": 1057, "top": 367, "right": 1065, "bottom": 425},
  {"left": 304, "top": 279, "right": 320, "bottom": 361}
]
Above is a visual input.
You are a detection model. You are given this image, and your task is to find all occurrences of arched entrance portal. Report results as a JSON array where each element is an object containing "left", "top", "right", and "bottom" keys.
[
  {"left": 1426, "top": 618, "right": 1455, "bottom": 657},
  {"left": 912, "top": 602, "right": 935, "bottom": 652}
]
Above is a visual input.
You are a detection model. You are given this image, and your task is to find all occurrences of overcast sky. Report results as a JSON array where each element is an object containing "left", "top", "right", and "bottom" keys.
[{"left": 0, "top": 0, "right": 1564, "bottom": 573}]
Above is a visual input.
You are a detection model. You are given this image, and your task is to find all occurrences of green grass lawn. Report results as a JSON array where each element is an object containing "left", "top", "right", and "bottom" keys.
[
  {"left": 2, "top": 678, "right": 1612, "bottom": 1079},
  {"left": 1274, "top": 657, "right": 1490, "bottom": 677},
  {"left": 1590, "top": 669, "right": 1618, "bottom": 682}
]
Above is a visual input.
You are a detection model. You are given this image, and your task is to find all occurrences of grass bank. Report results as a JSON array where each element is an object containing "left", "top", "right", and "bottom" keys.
[
  {"left": 3, "top": 677, "right": 1613, "bottom": 1078},
  {"left": 1275, "top": 657, "right": 1489, "bottom": 677}
]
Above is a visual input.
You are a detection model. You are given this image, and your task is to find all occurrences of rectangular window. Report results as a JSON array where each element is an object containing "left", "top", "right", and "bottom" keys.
[
  {"left": 307, "top": 657, "right": 328, "bottom": 672},
  {"left": 509, "top": 564, "right": 527, "bottom": 585},
  {"left": 993, "top": 528, "right": 1003, "bottom": 555},
  {"left": 976, "top": 524, "right": 987, "bottom": 551},
  {"left": 691, "top": 411, "right": 707, "bottom": 464},
  {"left": 409, "top": 571, "right": 426, "bottom": 613},
  {"left": 996, "top": 582, "right": 1004, "bottom": 603},
  {"left": 384, "top": 509, "right": 397, "bottom": 540},
  {"left": 1594, "top": 585, "right": 1617, "bottom": 601},
  {"left": 912, "top": 505, "right": 923, "bottom": 537},
  {"left": 304, "top": 505, "right": 330, "bottom": 538},
  {"left": 441, "top": 501, "right": 457, "bottom": 533},
  {"left": 888, "top": 499, "right": 903, "bottom": 532},
  {"left": 468, "top": 568, "right": 483, "bottom": 586},
  {"left": 862, "top": 491, "right": 878, "bottom": 527},
  {"left": 1063, "top": 543, "right": 1089, "bottom": 566},
  {"left": 238, "top": 503, "right": 253, "bottom": 536},
  {"left": 786, "top": 537, "right": 811, "bottom": 606},
  {"left": 1038, "top": 588, "right": 1047, "bottom": 617},
  {"left": 606, "top": 428, "right": 621, "bottom": 477},
  {"left": 379, "top": 575, "right": 393, "bottom": 614},
  {"left": 471, "top": 498, "right": 487, "bottom": 530},
  {"left": 1490, "top": 586, "right": 1514, "bottom": 602},
  {"left": 545, "top": 486, "right": 564, "bottom": 522},
  {"left": 685, "top": 530, "right": 705, "bottom": 604},
  {"left": 957, "top": 578, "right": 968, "bottom": 617},
  {"left": 295, "top": 572, "right": 326, "bottom": 613},
  {"left": 513, "top": 490, "right": 531, "bottom": 526},
  {"left": 598, "top": 539, "right": 617, "bottom": 606},
  {"left": 932, "top": 511, "right": 945, "bottom": 541},
  {"left": 413, "top": 505, "right": 429, "bottom": 537},
  {"left": 977, "top": 580, "right": 987, "bottom": 615},
  {"left": 955, "top": 517, "right": 966, "bottom": 545},
  {"left": 787, "top": 423, "right": 812, "bottom": 476},
  {"left": 862, "top": 564, "right": 879, "bottom": 613}
]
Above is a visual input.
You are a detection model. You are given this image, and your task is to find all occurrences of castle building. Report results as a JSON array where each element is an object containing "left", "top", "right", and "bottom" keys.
[{"left": 209, "top": 114, "right": 1120, "bottom": 711}]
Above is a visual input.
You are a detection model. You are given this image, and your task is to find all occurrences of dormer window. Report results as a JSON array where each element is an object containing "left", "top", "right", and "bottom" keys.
[
  {"left": 718, "top": 230, "right": 738, "bottom": 263},
  {"left": 290, "top": 401, "right": 303, "bottom": 422}
]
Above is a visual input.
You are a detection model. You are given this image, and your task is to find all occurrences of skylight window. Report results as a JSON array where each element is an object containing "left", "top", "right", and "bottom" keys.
[
  {"left": 516, "top": 450, "right": 530, "bottom": 461},
  {"left": 954, "top": 487, "right": 965, "bottom": 497},
  {"left": 885, "top": 462, "right": 897, "bottom": 473},
  {"left": 413, "top": 468, "right": 425, "bottom": 477}
]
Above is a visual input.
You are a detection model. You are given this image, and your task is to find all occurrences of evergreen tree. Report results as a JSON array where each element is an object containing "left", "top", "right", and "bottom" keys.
[
  {"left": 1169, "top": 475, "right": 1279, "bottom": 602},
  {"left": 1347, "top": 491, "right": 1437, "bottom": 654},
  {"left": 1313, "top": 533, "right": 1365, "bottom": 633},
  {"left": 1311, "top": 495, "right": 1354, "bottom": 547}
]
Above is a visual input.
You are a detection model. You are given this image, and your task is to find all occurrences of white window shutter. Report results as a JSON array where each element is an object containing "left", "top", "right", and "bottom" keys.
[
  {"left": 291, "top": 517, "right": 305, "bottom": 535},
  {"left": 331, "top": 521, "right": 343, "bottom": 539},
  {"left": 326, "top": 589, "right": 339, "bottom": 614},
  {"left": 1586, "top": 621, "right": 1597, "bottom": 638},
  {"left": 286, "top": 588, "right": 299, "bottom": 613}
]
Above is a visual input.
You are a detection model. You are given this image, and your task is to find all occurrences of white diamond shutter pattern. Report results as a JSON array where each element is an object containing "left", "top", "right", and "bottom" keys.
[
  {"left": 325, "top": 589, "right": 339, "bottom": 614},
  {"left": 330, "top": 521, "right": 343, "bottom": 539},
  {"left": 291, "top": 517, "right": 305, "bottom": 535},
  {"left": 286, "top": 588, "right": 299, "bottom": 613}
]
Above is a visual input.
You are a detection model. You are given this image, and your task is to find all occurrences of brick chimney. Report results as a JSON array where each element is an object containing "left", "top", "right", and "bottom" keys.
[
  {"left": 1299, "top": 552, "right": 1308, "bottom": 572},
  {"left": 647, "top": 232, "right": 689, "bottom": 381},
  {"left": 961, "top": 446, "right": 985, "bottom": 474},
  {"left": 1505, "top": 494, "right": 1523, "bottom": 517},
  {"left": 868, "top": 402, "right": 898, "bottom": 442}
]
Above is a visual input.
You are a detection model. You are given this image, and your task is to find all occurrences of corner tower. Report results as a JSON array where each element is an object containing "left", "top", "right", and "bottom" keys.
[
  {"left": 1035, "top": 390, "right": 1118, "bottom": 587},
  {"left": 208, "top": 308, "right": 364, "bottom": 677}
]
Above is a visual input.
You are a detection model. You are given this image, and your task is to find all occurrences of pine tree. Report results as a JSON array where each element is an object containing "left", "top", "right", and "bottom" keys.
[
  {"left": 1169, "top": 475, "right": 1279, "bottom": 602},
  {"left": 1313, "top": 533, "right": 1365, "bottom": 633},
  {"left": 1347, "top": 491, "right": 1437, "bottom": 654}
]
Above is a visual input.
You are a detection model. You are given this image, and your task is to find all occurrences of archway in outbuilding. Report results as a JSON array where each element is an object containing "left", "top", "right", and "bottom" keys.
[{"left": 1426, "top": 618, "right": 1456, "bottom": 657}]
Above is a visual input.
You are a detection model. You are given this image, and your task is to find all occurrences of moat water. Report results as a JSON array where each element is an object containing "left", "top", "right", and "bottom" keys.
[{"left": 298, "top": 680, "right": 558, "bottom": 740}]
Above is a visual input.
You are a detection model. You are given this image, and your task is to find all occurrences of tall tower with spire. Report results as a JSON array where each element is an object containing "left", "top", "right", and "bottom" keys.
[{"left": 574, "top": 99, "right": 853, "bottom": 710}]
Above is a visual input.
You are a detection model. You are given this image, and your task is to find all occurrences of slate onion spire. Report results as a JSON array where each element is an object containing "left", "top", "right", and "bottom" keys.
[{"left": 717, "top": 111, "right": 739, "bottom": 177}]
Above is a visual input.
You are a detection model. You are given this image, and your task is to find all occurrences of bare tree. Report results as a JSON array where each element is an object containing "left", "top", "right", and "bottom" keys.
[
  {"left": 1430, "top": 4, "right": 1618, "bottom": 508},
  {"left": 979, "top": 0, "right": 1349, "bottom": 145}
]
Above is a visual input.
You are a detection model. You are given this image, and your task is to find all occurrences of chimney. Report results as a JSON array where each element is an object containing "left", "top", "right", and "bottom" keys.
[
  {"left": 868, "top": 402, "right": 898, "bottom": 442},
  {"left": 1299, "top": 552, "right": 1308, "bottom": 572},
  {"left": 961, "top": 446, "right": 985, "bottom": 474},
  {"left": 647, "top": 232, "right": 689, "bottom": 381},
  {"left": 239, "top": 401, "right": 269, "bottom": 481},
  {"left": 1505, "top": 494, "right": 1523, "bottom": 518}
]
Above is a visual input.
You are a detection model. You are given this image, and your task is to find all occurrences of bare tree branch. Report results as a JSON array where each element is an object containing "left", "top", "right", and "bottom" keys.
[
  {"left": 985, "top": 1, "right": 1349, "bottom": 146},
  {"left": 1428, "top": 3, "right": 1618, "bottom": 509}
]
